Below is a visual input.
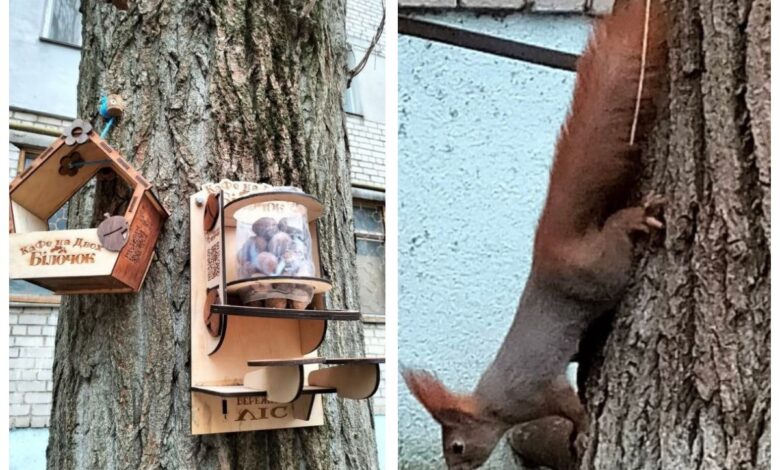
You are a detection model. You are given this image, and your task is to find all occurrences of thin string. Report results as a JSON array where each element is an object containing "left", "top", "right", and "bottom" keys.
[
  {"left": 629, "top": 0, "right": 652, "bottom": 145},
  {"left": 101, "top": 117, "right": 115, "bottom": 139}
]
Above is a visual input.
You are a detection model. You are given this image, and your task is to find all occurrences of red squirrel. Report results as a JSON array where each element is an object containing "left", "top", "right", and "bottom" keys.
[{"left": 403, "top": 1, "right": 668, "bottom": 468}]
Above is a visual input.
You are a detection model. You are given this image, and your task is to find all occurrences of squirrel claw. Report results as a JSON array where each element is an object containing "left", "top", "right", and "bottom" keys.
[
  {"left": 645, "top": 216, "right": 664, "bottom": 229},
  {"left": 641, "top": 193, "right": 666, "bottom": 213}
]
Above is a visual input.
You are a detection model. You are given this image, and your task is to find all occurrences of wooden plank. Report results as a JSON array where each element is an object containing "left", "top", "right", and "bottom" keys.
[
  {"left": 225, "top": 276, "right": 332, "bottom": 295},
  {"left": 33, "top": 276, "right": 131, "bottom": 294},
  {"left": 190, "top": 390, "right": 324, "bottom": 435},
  {"left": 323, "top": 357, "right": 386, "bottom": 365},
  {"left": 10, "top": 138, "right": 106, "bottom": 220},
  {"left": 8, "top": 137, "right": 66, "bottom": 193},
  {"left": 11, "top": 201, "right": 47, "bottom": 233},
  {"left": 243, "top": 365, "right": 303, "bottom": 403},
  {"left": 111, "top": 193, "right": 164, "bottom": 291},
  {"left": 223, "top": 191, "right": 323, "bottom": 226},
  {"left": 247, "top": 357, "right": 325, "bottom": 367},
  {"left": 205, "top": 192, "right": 227, "bottom": 354},
  {"left": 10, "top": 229, "right": 118, "bottom": 280},
  {"left": 191, "top": 385, "right": 335, "bottom": 397},
  {"left": 210, "top": 304, "right": 359, "bottom": 320}
]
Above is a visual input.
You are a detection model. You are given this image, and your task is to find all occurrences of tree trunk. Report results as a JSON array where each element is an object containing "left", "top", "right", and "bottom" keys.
[
  {"left": 578, "top": 0, "right": 770, "bottom": 468},
  {"left": 47, "top": 1, "right": 379, "bottom": 469}
]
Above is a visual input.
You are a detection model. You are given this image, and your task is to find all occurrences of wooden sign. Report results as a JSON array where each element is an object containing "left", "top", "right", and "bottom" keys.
[
  {"left": 8, "top": 118, "right": 169, "bottom": 294},
  {"left": 189, "top": 185, "right": 383, "bottom": 435}
]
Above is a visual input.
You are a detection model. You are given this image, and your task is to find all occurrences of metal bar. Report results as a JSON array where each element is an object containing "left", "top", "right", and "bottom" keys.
[
  {"left": 9, "top": 121, "right": 62, "bottom": 137},
  {"left": 399, "top": 16, "right": 579, "bottom": 72}
]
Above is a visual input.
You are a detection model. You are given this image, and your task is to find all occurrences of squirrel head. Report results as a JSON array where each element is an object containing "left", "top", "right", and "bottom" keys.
[{"left": 403, "top": 369, "right": 508, "bottom": 469}]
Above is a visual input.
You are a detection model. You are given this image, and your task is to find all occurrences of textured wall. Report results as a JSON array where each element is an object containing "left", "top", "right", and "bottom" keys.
[
  {"left": 346, "top": 0, "right": 387, "bottom": 188},
  {"left": 9, "top": 0, "right": 80, "bottom": 117},
  {"left": 398, "top": 13, "right": 590, "bottom": 468},
  {"left": 9, "top": 304, "right": 59, "bottom": 429}
]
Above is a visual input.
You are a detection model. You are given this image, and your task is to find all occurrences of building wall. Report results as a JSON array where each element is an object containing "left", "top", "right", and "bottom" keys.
[
  {"left": 10, "top": 0, "right": 80, "bottom": 117},
  {"left": 398, "top": 12, "right": 590, "bottom": 468},
  {"left": 9, "top": 304, "right": 59, "bottom": 428},
  {"left": 363, "top": 319, "right": 386, "bottom": 414},
  {"left": 346, "top": 0, "right": 386, "bottom": 189},
  {"left": 346, "top": 0, "right": 387, "bottom": 416}
]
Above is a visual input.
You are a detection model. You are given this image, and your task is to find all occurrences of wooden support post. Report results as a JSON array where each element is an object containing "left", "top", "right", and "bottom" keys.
[
  {"left": 243, "top": 365, "right": 303, "bottom": 403},
  {"left": 308, "top": 364, "right": 380, "bottom": 400},
  {"left": 292, "top": 394, "right": 315, "bottom": 421}
]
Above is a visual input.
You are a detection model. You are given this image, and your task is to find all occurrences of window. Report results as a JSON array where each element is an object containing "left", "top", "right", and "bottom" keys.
[
  {"left": 17, "top": 148, "right": 41, "bottom": 173},
  {"left": 41, "top": 0, "right": 82, "bottom": 48},
  {"left": 344, "top": 46, "right": 363, "bottom": 116},
  {"left": 354, "top": 201, "right": 385, "bottom": 316}
]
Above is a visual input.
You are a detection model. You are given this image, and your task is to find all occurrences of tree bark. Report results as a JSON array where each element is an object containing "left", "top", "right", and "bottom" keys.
[
  {"left": 578, "top": 0, "right": 770, "bottom": 469},
  {"left": 47, "top": 1, "right": 379, "bottom": 469}
]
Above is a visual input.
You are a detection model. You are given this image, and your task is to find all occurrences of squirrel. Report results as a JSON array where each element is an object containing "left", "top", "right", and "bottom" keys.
[{"left": 403, "top": 1, "right": 668, "bottom": 469}]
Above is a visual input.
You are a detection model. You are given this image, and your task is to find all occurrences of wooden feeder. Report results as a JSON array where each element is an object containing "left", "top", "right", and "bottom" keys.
[
  {"left": 9, "top": 119, "right": 169, "bottom": 294},
  {"left": 190, "top": 181, "right": 383, "bottom": 434}
]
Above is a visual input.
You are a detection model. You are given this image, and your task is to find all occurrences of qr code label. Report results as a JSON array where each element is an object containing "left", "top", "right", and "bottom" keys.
[{"left": 207, "top": 243, "right": 221, "bottom": 281}]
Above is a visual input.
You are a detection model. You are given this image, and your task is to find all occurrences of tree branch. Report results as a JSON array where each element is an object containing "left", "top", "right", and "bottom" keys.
[{"left": 347, "top": 3, "right": 385, "bottom": 88}]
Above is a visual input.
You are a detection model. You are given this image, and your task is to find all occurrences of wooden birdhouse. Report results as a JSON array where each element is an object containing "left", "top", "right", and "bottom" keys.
[
  {"left": 9, "top": 119, "right": 169, "bottom": 294},
  {"left": 189, "top": 180, "right": 383, "bottom": 434}
]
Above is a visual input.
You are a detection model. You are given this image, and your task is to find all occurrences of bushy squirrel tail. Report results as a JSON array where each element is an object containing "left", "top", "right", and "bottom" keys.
[{"left": 535, "top": 0, "right": 667, "bottom": 244}]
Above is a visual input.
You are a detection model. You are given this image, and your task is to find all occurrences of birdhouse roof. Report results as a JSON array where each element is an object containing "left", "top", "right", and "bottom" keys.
[{"left": 9, "top": 119, "right": 167, "bottom": 222}]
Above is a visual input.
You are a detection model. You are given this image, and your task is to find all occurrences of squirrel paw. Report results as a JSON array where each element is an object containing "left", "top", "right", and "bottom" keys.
[
  {"left": 642, "top": 192, "right": 666, "bottom": 227},
  {"left": 618, "top": 192, "right": 665, "bottom": 234},
  {"left": 568, "top": 430, "right": 588, "bottom": 461}
]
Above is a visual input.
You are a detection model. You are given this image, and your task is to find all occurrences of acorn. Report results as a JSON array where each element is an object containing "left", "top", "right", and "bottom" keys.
[
  {"left": 237, "top": 236, "right": 267, "bottom": 276},
  {"left": 265, "top": 298, "right": 287, "bottom": 309},
  {"left": 268, "top": 231, "right": 292, "bottom": 259},
  {"left": 290, "top": 300, "right": 309, "bottom": 310},
  {"left": 252, "top": 217, "right": 279, "bottom": 240},
  {"left": 255, "top": 252, "right": 278, "bottom": 275}
]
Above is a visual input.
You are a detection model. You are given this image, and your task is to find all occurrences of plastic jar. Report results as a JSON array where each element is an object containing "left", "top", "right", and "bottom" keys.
[{"left": 233, "top": 200, "right": 315, "bottom": 308}]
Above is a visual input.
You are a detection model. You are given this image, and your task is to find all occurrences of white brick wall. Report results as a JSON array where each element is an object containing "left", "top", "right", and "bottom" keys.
[
  {"left": 346, "top": 0, "right": 386, "bottom": 190},
  {"left": 363, "top": 320, "right": 386, "bottom": 414},
  {"left": 348, "top": 116, "right": 385, "bottom": 188},
  {"left": 9, "top": 303, "right": 58, "bottom": 428},
  {"left": 10, "top": 108, "right": 69, "bottom": 138},
  {"left": 9, "top": 143, "right": 20, "bottom": 181},
  {"left": 347, "top": 0, "right": 386, "bottom": 53}
]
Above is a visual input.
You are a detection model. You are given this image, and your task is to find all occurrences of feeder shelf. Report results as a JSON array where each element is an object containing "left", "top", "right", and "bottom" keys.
[{"left": 210, "top": 304, "right": 360, "bottom": 321}]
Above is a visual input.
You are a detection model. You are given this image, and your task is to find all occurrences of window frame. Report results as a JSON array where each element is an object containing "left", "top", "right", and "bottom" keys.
[
  {"left": 17, "top": 147, "right": 43, "bottom": 174},
  {"left": 353, "top": 199, "right": 385, "bottom": 319},
  {"left": 344, "top": 45, "right": 364, "bottom": 117},
  {"left": 40, "top": 0, "right": 83, "bottom": 50}
]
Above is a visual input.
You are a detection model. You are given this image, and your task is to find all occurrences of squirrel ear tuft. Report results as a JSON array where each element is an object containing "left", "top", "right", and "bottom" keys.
[{"left": 402, "top": 368, "right": 476, "bottom": 423}]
